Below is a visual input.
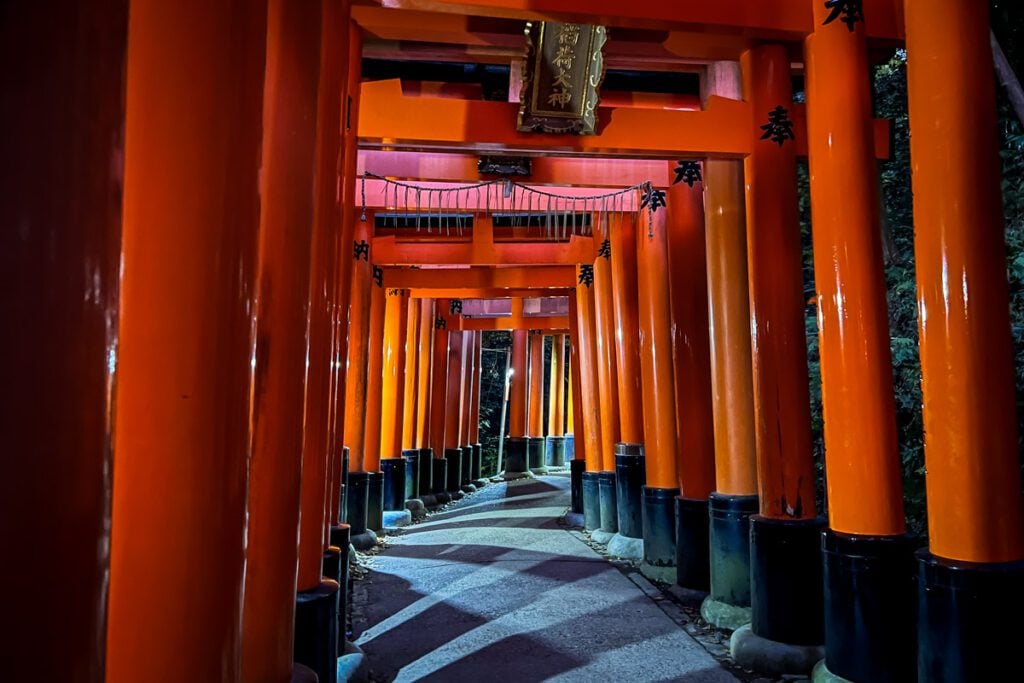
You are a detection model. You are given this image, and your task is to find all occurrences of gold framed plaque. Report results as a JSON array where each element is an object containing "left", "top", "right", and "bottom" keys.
[{"left": 516, "top": 21, "right": 607, "bottom": 135}]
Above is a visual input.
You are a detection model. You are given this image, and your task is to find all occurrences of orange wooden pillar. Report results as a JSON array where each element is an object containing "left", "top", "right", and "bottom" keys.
[
  {"left": 343, "top": 219, "right": 373, "bottom": 472},
  {"left": 2, "top": 4, "right": 127, "bottom": 679},
  {"left": 461, "top": 330, "right": 476, "bottom": 447},
  {"left": 106, "top": 2, "right": 267, "bottom": 679},
  {"left": 567, "top": 297, "right": 587, "bottom": 515},
  {"left": 905, "top": 2, "right": 1024, "bottom": 679},
  {"left": 526, "top": 330, "right": 546, "bottom": 473},
  {"left": 609, "top": 215, "right": 644, "bottom": 444},
  {"left": 361, "top": 276, "right": 387, "bottom": 533},
  {"left": 634, "top": 204, "right": 682, "bottom": 574},
  {"left": 342, "top": 216, "right": 374, "bottom": 546},
  {"left": 700, "top": 62, "right": 759, "bottom": 628},
  {"left": 442, "top": 326, "right": 466, "bottom": 494},
  {"left": 738, "top": 44, "right": 825, "bottom": 658},
  {"left": 241, "top": 1, "right": 324, "bottom": 680},
  {"left": 416, "top": 299, "right": 435, "bottom": 449},
  {"left": 470, "top": 332, "right": 484, "bottom": 446},
  {"left": 666, "top": 177, "right": 717, "bottom": 592},
  {"left": 469, "top": 331, "right": 484, "bottom": 481},
  {"left": 546, "top": 333, "right": 568, "bottom": 467},
  {"left": 565, "top": 349, "right": 576, "bottom": 437},
  {"left": 326, "top": 10, "right": 362, "bottom": 536},
  {"left": 402, "top": 296, "right": 420, "bottom": 451},
  {"left": 805, "top": 5, "right": 912, "bottom": 679},
  {"left": 506, "top": 322, "right": 530, "bottom": 473},
  {"left": 428, "top": 304, "right": 450, "bottom": 461},
  {"left": 363, "top": 280, "right": 387, "bottom": 473},
  {"left": 379, "top": 288, "right": 409, "bottom": 513},
  {"left": 380, "top": 288, "right": 409, "bottom": 461},
  {"left": 575, "top": 267, "right": 604, "bottom": 530},
  {"left": 593, "top": 245, "right": 621, "bottom": 473},
  {"left": 458, "top": 330, "right": 477, "bottom": 488},
  {"left": 548, "top": 335, "right": 566, "bottom": 437}
]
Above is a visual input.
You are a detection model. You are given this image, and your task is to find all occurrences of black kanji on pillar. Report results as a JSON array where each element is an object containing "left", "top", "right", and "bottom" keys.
[
  {"left": 822, "top": 0, "right": 863, "bottom": 31},
  {"left": 760, "top": 105, "right": 795, "bottom": 146},
  {"left": 673, "top": 161, "right": 702, "bottom": 187},
  {"left": 640, "top": 186, "right": 667, "bottom": 213},
  {"left": 598, "top": 238, "right": 611, "bottom": 260},
  {"left": 372, "top": 265, "right": 383, "bottom": 287},
  {"left": 353, "top": 239, "right": 369, "bottom": 261},
  {"left": 450, "top": 299, "right": 463, "bottom": 315},
  {"left": 435, "top": 316, "right": 447, "bottom": 330},
  {"left": 578, "top": 264, "right": 594, "bottom": 288}
]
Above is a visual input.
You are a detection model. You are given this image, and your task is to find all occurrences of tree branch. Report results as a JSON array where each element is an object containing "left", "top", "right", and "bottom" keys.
[{"left": 992, "top": 28, "right": 1024, "bottom": 127}]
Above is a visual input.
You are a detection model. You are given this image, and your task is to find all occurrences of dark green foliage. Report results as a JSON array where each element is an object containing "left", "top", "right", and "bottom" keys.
[{"left": 477, "top": 331, "right": 511, "bottom": 476}]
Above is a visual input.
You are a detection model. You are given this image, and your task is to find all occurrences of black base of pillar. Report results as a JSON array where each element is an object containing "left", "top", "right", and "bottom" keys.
[
  {"left": 709, "top": 492, "right": 759, "bottom": 608},
  {"left": 418, "top": 448, "right": 433, "bottom": 497},
  {"left": 528, "top": 436, "right": 545, "bottom": 473},
  {"left": 676, "top": 496, "right": 710, "bottom": 591},
  {"left": 471, "top": 443, "right": 482, "bottom": 480},
  {"left": 329, "top": 524, "right": 351, "bottom": 648},
  {"left": 294, "top": 579, "right": 340, "bottom": 683},
  {"left": 460, "top": 446, "right": 473, "bottom": 487},
  {"left": 598, "top": 470, "right": 618, "bottom": 533},
  {"left": 916, "top": 550, "right": 1024, "bottom": 682},
  {"left": 366, "top": 472, "right": 384, "bottom": 533},
  {"left": 564, "top": 434, "right": 575, "bottom": 461},
  {"left": 546, "top": 435, "right": 566, "bottom": 468},
  {"left": 444, "top": 448, "right": 462, "bottom": 494},
  {"left": 402, "top": 449, "right": 419, "bottom": 500},
  {"left": 750, "top": 515, "right": 825, "bottom": 645},
  {"left": 615, "top": 444, "right": 645, "bottom": 538},
  {"left": 582, "top": 472, "right": 601, "bottom": 530},
  {"left": 505, "top": 437, "right": 528, "bottom": 473},
  {"left": 322, "top": 545, "right": 342, "bottom": 583},
  {"left": 822, "top": 530, "right": 916, "bottom": 683},
  {"left": 430, "top": 457, "right": 447, "bottom": 494},
  {"left": 339, "top": 446, "right": 350, "bottom": 525},
  {"left": 642, "top": 486, "right": 676, "bottom": 569},
  {"left": 346, "top": 471, "right": 370, "bottom": 536},
  {"left": 380, "top": 458, "right": 406, "bottom": 511},
  {"left": 570, "top": 460, "right": 585, "bottom": 514}
]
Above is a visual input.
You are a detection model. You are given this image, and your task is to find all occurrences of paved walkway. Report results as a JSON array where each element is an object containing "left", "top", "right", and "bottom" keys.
[{"left": 353, "top": 475, "right": 738, "bottom": 683}]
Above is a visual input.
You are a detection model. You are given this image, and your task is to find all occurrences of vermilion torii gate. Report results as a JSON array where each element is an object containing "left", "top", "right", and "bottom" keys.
[{"left": 5, "top": 2, "right": 1023, "bottom": 683}]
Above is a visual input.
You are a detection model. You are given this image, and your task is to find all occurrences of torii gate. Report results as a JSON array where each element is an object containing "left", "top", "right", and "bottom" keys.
[{"left": 7, "top": 2, "right": 1022, "bottom": 683}]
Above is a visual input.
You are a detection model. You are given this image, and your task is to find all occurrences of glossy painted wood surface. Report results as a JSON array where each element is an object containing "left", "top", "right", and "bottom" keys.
[
  {"left": 107, "top": 1, "right": 267, "bottom": 678},
  {"left": 704, "top": 159, "right": 758, "bottom": 496},
  {"left": 242, "top": 1, "right": 323, "bottom": 678},
  {"left": 610, "top": 215, "right": 644, "bottom": 443},
  {"left": 2, "top": 3, "right": 127, "bottom": 679},
  {"left": 636, "top": 209, "right": 682, "bottom": 490},
  {"left": 805, "top": 2, "right": 905, "bottom": 535},
  {"left": 742, "top": 45, "right": 817, "bottom": 520},
  {"left": 905, "top": 0, "right": 1024, "bottom": 562},
  {"left": 593, "top": 246, "right": 621, "bottom": 469},
  {"left": 666, "top": 181, "right": 717, "bottom": 498}
]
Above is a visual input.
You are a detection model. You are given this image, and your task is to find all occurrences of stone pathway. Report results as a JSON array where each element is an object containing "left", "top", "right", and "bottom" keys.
[{"left": 353, "top": 474, "right": 739, "bottom": 682}]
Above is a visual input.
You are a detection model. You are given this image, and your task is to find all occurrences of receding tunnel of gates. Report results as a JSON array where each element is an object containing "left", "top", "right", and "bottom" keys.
[{"left": 477, "top": 333, "right": 568, "bottom": 472}]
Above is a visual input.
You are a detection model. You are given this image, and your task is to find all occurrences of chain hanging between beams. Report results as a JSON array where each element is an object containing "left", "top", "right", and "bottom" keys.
[{"left": 360, "top": 171, "right": 656, "bottom": 240}]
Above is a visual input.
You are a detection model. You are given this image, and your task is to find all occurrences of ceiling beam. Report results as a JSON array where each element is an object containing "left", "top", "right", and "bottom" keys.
[
  {"left": 358, "top": 80, "right": 891, "bottom": 159},
  {"left": 455, "top": 315, "right": 570, "bottom": 331},
  {"left": 382, "top": 265, "right": 576, "bottom": 290},
  {"left": 358, "top": 152, "right": 673, "bottom": 187},
  {"left": 409, "top": 287, "right": 573, "bottom": 298},
  {"left": 369, "top": 0, "right": 903, "bottom": 42}
]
